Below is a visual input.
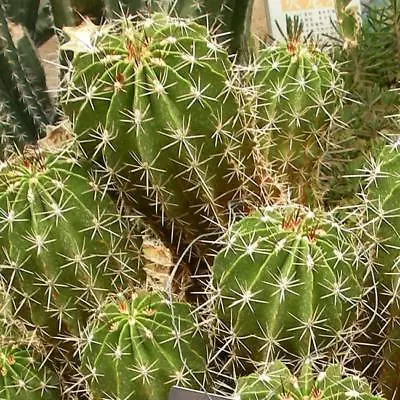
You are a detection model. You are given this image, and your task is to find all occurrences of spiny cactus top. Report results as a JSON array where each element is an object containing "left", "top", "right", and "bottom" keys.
[
  {"left": 0, "top": 344, "right": 60, "bottom": 399},
  {"left": 0, "top": 147, "right": 145, "bottom": 339},
  {"left": 61, "top": 13, "right": 259, "bottom": 257},
  {"left": 245, "top": 16, "right": 344, "bottom": 203},
  {"left": 212, "top": 205, "right": 365, "bottom": 370},
  {"left": 81, "top": 290, "right": 209, "bottom": 400},
  {"left": 235, "top": 360, "right": 381, "bottom": 400}
]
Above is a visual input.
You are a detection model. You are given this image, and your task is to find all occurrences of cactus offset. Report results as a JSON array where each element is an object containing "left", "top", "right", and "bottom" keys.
[
  {"left": 81, "top": 291, "right": 209, "bottom": 400},
  {"left": 236, "top": 359, "right": 381, "bottom": 400},
  {"left": 211, "top": 204, "right": 365, "bottom": 372},
  {"left": 245, "top": 16, "right": 344, "bottom": 204},
  {"left": 0, "top": 146, "right": 145, "bottom": 340}
]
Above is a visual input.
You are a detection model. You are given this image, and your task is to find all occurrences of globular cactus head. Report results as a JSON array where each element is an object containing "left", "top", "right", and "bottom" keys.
[
  {"left": 61, "top": 13, "right": 265, "bottom": 263},
  {"left": 210, "top": 204, "right": 367, "bottom": 373},
  {"left": 80, "top": 290, "right": 209, "bottom": 400},
  {"left": 243, "top": 16, "right": 344, "bottom": 204},
  {"left": 235, "top": 359, "right": 381, "bottom": 400},
  {"left": 0, "top": 343, "right": 60, "bottom": 399},
  {"left": 0, "top": 146, "right": 145, "bottom": 341},
  {"left": 358, "top": 136, "right": 400, "bottom": 399}
]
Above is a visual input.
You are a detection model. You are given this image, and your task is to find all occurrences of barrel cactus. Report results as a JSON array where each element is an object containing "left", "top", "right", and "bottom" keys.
[
  {"left": 211, "top": 204, "right": 365, "bottom": 372},
  {"left": 81, "top": 290, "right": 209, "bottom": 400},
  {"left": 235, "top": 359, "right": 381, "bottom": 400},
  {"left": 61, "top": 13, "right": 262, "bottom": 261},
  {"left": 0, "top": 146, "right": 145, "bottom": 340},
  {"left": 244, "top": 16, "right": 344, "bottom": 204},
  {"left": 0, "top": 344, "right": 60, "bottom": 399}
]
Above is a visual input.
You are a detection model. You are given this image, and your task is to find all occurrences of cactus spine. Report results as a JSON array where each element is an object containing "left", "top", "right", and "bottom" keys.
[
  {"left": 0, "top": 147, "right": 145, "bottom": 340},
  {"left": 81, "top": 291, "right": 209, "bottom": 400},
  {"left": 211, "top": 205, "right": 364, "bottom": 371}
]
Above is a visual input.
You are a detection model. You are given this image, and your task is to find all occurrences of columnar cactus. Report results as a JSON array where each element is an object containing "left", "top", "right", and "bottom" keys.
[
  {"left": 81, "top": 290, "right": 209, "bottom": 400},
  {"left": 245, "top": 16, "right": 344, "bottom": 204},
  {"left": 211, "top": 205, "right": 365, "bottom": 372},
  {"left": 235, "top": 359, "right": 381, "bottom": 400},
  {"left": 0, "top": 344, "right": 60, "bottom": 399},
  {"left": 0, "top": 147, "right": 145, "bottom": 340},
  {"left": 361, "top": 137, "right": 400, "bottom": 399},
  {"left": 0, "top": 4, "right": 54, "bottom": 157},
  {"left": 61, "top": 13, "right": 262, "bottom": 259}
]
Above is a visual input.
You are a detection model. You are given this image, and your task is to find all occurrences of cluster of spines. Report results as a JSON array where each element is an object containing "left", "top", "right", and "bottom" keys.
[{"left": 235, "top": 359, "right": 381, "bottom": 400}]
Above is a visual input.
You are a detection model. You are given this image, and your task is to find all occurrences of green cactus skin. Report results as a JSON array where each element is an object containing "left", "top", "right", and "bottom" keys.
[
  {"left": 102, "top": 0, "right": 254, "bottom": 57},
  {"left": 62, "top": 14, "right": 260, "bottom": 259},
  {"left": 361, "top": 138, "right": 400, "bottom": 399},
  {"left": 235, "top": 360, "right": 381, "bottom": 400},
  {"left": 2, "top": 0, "right": 41, "bottom": 35},
  {"left": 0, "top": 147, "right": 145, "bottom": 340},
  {"left": 0, "top": 345, "right": 60, "bottom": 399},
  {"left": 0, "top": 4, "right": 54, "bottom": 157},
  {"left": 81, "top": 291, "right": 208, "bottom": 400},
  {"left": 245, "top": 17, "right": 344, "bottom": 204},
  {"left": 335, "top": 0, "right": 361, "bottom": 49},
  {"left": 212, "top": 205, "right": 364, "bottom": 371}
]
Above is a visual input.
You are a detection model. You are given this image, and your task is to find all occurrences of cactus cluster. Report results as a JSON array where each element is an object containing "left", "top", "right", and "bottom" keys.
[{"left": 0, "top": 2, "right": 400, "bottom": 400}]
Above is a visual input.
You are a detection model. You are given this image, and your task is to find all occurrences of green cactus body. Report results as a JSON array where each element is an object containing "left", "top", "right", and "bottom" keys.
[
  {"left": 246, "top": 17, "right": 344, "bottom": 203},
  {"left": 0, "top": 148, "right": 144, "bottom": 339},
  {"left": 212, "top": 205, "right": 364, "bottom": 369},
  {"left": 0, "top": 4, "right": 54, "bottom": 157},
  {"left": 366, "top": 140, "right": 400, "bottom": 270},
  {"left": 335, "top": 0, "right": 361, "bottom": 49},
  {"left": 81, "top": 291, "right": 208, "bottom": 400},
  {"left": 236, "top": 360, "right": 381, "bottom": 400},
  {"left": 102, "top": 0, "right": 254, "bottom": 56},
  {"left": 0, "top": 345, "right": 60, "bottom": 399},
  {"left": 363, "top": 139, "right": 400, "bottom": 398},
  {"left": 62, "top": 14, "right": 258, "bottom": 256}
]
